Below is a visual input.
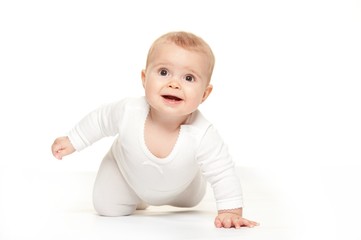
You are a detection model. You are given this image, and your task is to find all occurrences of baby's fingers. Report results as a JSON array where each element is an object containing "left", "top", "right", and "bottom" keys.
[
  {"left": 51, "top": 143, "right": 63, "bottom": 159},
  {"left": 214, "top": 217, "right": 223, "bottom": 228},
  {"left": 215, "top": 216, "right": 233, "bottom": 228},
  {"left": 239, "top": 218, "right": 259, "bottom": 228},
  {"left": 54, "top": 149, "right": 65, "bottom": 160},
  {"left": 51, "top": 136, "right": 74, "bottom": 160},
  {"left": 222, "top": 217, "right": 233, "bottom": 228},
  {"left": 232, "top": 216, "right": 242, "bottom": 229}
]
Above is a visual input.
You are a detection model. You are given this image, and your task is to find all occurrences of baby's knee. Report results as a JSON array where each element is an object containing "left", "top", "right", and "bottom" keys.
[{"left": 93, "top": 199, "right": 136, "bottom": 217}]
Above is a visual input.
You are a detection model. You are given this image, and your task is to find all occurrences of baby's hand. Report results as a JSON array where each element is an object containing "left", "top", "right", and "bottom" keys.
[
  {"left": 215, "top": 210, "right": 259, "bottom": 229},
  {"left": 51, "top": 136, "right": 75, "bottom": 160}
]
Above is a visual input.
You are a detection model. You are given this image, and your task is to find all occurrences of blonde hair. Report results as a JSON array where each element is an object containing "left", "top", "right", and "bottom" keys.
[{"left": 145, "top": 31, "right": 215, "bottom": 80}]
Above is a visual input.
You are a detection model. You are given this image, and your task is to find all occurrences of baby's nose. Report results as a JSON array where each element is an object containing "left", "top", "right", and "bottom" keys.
[{"left": 167, "top": 81, "right": 181, "bottom": 89}]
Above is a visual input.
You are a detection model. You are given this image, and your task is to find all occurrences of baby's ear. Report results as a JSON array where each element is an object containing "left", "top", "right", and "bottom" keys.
[
  {"left": 202, "top": 84, "right": 213, "bottom": 103},
  {"left": 141, "top": 70, "right": 146, "bottom": 88}
]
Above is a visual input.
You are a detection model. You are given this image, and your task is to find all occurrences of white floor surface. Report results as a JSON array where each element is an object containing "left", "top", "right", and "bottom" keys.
[{"left": 1, "top": 166, "right": 360, "bottom": 240}]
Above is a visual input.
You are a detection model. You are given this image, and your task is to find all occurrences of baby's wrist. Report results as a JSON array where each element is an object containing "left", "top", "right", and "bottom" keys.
[{"left": 218, "top": 208, "right": 242, "bottom": 216}]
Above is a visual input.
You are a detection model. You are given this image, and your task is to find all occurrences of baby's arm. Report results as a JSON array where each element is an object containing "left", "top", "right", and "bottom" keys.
[
  {"left": 51, "top": 100, "right": 125, "bottom": 159},
  {"left": 196, "top": 126, "right": 259, "bottom": 228},
  {"left": 51, "top": 136, "right": 75, "bottom": 160},
  {"left": 215, "top": 208, "right": 258, "bottom": 228}
]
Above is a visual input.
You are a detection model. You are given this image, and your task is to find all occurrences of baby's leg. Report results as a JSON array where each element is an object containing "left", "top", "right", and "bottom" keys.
[
  {"left": 93, "top": 150, "right": 146, "bottom": 216},
  {"left": 169, "top": 170, "right": 206, "bottom": 208}
]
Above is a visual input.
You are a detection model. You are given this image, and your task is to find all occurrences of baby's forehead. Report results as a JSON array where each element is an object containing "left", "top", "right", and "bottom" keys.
[
  {"left": 149, "top": 42, "right": 208, "bottom": 62},
  {"left": 154, "top": 44, "right": 210, "bottom": 64}
]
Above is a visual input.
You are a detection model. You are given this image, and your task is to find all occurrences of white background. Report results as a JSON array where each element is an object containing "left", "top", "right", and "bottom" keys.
[{"left": 0, "top": 1, "right": 361, "bottom": 239}]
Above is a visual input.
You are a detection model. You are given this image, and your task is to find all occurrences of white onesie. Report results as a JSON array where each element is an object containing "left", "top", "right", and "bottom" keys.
[{"left": 68, "top": 97, "right": 243, "bottom": 213}]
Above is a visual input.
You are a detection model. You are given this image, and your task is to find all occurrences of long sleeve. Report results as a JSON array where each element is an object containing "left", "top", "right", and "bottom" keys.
[
  {"left": 68, "top": 100, "right": 127, "bottom": 151},
  {"left": 196, "top": 125, "right": 243, "bottom": 210}
]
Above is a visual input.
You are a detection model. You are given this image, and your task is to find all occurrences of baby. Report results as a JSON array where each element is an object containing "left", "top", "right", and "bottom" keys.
[{"left": 51, "top": 31, "right": 258, "bottom": 229}]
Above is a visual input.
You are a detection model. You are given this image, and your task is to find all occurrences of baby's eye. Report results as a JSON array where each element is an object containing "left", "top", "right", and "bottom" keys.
[
  {"left": 184, "top": 75, "right": 195, "bottom": 82},
  {"left": 159, "top": 69, "right": 168, "bottom": 76}
]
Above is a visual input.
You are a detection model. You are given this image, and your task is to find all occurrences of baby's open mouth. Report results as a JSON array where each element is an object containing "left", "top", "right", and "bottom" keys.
[{"left": 162, "top": 95, "right": 183, "bottom": 101}]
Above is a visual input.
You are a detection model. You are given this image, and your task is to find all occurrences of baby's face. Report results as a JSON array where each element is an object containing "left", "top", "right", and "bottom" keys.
[{"left": 142, "top": 43, "right": 212, "bottom": 117}]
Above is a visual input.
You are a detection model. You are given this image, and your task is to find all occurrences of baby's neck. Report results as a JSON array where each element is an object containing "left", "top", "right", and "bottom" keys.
[{"left": 147, "top": 110, "right": 189, "bottom": 132}]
